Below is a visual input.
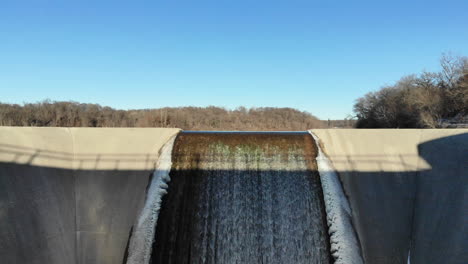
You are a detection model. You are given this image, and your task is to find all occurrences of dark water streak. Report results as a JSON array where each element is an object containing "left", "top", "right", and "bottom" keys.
[{"left": 151, "top": 132, "right": 331, "bottom": 264}]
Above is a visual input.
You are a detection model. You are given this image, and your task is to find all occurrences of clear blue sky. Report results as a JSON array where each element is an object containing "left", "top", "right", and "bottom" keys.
[{"left": 1, "top": 0, "right": 467, "bottom": 119}]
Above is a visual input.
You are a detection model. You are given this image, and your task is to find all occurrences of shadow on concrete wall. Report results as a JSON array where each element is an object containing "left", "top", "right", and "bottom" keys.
[
  {"left": 0, "top": 161, "right": 154, "bottom": 264},
  {"left": 0, "top": 143, "right": 158, "bottom": 170},
  {"left": 0, "top": 133, "right": 466, "bottom": 264},
  {"left": 337, "top": 133, "right": 468, "bottom": 264}
]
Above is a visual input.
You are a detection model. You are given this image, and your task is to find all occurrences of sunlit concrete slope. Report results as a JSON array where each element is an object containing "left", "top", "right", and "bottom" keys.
[
  {"left": 0, "top": 127, "right": 180, "bottom": 264},
  {"left": 313, "top": 129, "right": 468, "bottom": 264}
]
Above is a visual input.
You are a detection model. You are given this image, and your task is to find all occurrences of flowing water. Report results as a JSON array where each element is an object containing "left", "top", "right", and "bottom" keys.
[{"left": 151, "top": 132, "right": 331, "bottom": 264}]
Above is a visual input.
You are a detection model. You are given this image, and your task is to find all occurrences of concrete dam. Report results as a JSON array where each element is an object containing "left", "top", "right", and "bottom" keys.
[{"left": 0, "top": 128, "right": 467, "bottom": 264}]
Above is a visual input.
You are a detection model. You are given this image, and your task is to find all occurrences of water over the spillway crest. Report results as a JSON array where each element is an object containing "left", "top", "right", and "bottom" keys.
[{"left": 151, "top": 132, "right": 331, "bottom": 264}]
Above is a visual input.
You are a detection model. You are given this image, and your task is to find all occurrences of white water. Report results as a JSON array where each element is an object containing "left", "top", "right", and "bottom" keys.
[
  {"left": 309, "top": 131, "right": 364, "bottom": 264},
  {"left": 151, "top": 134, "right": 331, "bottom": 263},
  {"left": 125, "top": 136, "right": 177, "bottom": 264}
]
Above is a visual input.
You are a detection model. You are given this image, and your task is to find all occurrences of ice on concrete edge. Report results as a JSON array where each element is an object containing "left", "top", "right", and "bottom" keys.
[
  {"left": 309, "top": 131, "right": 364, "bottom": 264},
  {"left": 126, "top": 135, "right": 177, "bottom": 264}
]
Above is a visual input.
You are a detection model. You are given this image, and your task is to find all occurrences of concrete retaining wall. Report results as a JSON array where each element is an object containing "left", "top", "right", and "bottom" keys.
[
  {"left": 0, "top": 127, "right": 180, "bottom": 264},
  {"left": 1, "top": 128, "right": 466, "bottom": 264},
  {"left": 313, "top": 129, "right": 468, "bottom": 264}
]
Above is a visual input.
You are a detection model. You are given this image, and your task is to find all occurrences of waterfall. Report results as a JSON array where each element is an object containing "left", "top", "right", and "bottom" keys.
[
  {"left": 151, "top": 132, "right": 331, "bottom": 264},
  {"left": 309, "top": 131, "right": 363, "bottom": 264},
  {"left": 125, "top": 135, "right": 177, "bottom": 264}
]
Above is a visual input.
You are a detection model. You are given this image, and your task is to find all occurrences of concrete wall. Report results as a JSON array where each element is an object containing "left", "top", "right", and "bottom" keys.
[
  {"left": 1, "top": 128, "right": 466, "bottom": 264},
  {"left": 313, "top": 129, "right": 468, "bottom": 264},
  {"left": 0, "top": 127, "right": 180, "bottom": 264}
]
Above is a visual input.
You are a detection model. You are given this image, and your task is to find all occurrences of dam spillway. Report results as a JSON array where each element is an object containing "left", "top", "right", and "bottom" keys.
[
  {"left": 1, "top": 128, "right": 467, "bottom": 264},
  {"left": 150, "top": 132, "right": 331, "bottom": 263}
]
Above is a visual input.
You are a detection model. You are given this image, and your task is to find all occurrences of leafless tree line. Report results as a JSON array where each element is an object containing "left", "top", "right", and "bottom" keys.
[
  {"left": 0, "top": 102, "right": 325, "bottom": 130},
  {"left": 354, "top": 53, "right": 468, "bottom": 128}
]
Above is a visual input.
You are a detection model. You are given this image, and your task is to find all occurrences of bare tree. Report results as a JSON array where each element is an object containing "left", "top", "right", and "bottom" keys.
[
  {"left": 0, "top": 101, "right": 324, "bottom": 130},
  {"left": 439, "top": 53, "right": 465, "bottom": 89},
  {"left": 354, "top": 53, "right": 468, "bottom": 128}
]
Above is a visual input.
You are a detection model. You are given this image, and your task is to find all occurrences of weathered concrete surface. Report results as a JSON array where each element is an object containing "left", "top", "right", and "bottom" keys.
[
  {"left": 0, "top": 127, "right": 180, "bottom": 264},
  {"left": 1, "top": 128, "right": 467, "bottom": 264},
  {"left": 313, "top": 129, "right": 468, "bottom": 264}
]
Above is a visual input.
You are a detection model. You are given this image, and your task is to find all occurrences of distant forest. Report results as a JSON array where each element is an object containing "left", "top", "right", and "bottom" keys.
[
  {"left": 0, "top": 102, "right": 330, "bottom": 130},
  {"left": 354, "top": 54, "right": 468, "bottom": 128},
  {"left": 4, "top": 55, "right": 464, "bottom": 130}
]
